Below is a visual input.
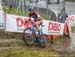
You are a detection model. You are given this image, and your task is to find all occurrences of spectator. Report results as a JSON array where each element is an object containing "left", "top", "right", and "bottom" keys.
[{"left": 61, "top": 13, "right": 68, "bottom": 23}]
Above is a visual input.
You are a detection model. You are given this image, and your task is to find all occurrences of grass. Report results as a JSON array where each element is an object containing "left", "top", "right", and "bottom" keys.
[
  {"left": 3, "top": 5, "right": 23, "bottom": 16},
  {"left": 0, "top": 48, "right": 75, "bottom": 57},
  {"left": 3, "top": 5, "right": 48, "bottom": 19},
  {"left": 0, "top": 48, "right": 59, "bottom": 57}
]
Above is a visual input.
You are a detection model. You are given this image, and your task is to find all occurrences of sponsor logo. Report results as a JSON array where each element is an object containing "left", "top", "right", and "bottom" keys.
[
  {"left": 16, "top": 17, "right": 32, "bottom": 28},
  {"left": 48, "top": 22, "right": 61, "bottom": 31},
  {"left": 66, "top": 16, "right": 74, "bottom": 23}
]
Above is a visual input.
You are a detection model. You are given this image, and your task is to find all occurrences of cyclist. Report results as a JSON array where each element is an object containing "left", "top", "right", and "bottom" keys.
[
  {"left": 28, "top": 7, "right": 43, "bottom": 43},
  {"left": 28, "top": 7, "right": 43, "bottom": 32}
]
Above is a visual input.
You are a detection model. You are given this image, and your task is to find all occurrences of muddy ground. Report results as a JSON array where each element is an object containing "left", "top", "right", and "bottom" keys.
[{"left": 0, "top": 30, "right": 75, "bottom": 57}]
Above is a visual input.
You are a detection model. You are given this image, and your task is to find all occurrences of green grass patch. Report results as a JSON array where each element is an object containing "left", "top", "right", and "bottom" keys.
[
  {"left": 0, "top": 48, "right": 59, "bottom": 57},
  {"left": 0, "top": 48, "right": 75, "bottom": 57},
  {"left": 3, "top": 5, "right": 48, "bottom": 19}
]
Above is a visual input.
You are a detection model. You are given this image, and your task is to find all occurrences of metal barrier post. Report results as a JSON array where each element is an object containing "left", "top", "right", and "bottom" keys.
[{"left": 51, "top": 35, "right": 53, "bottom": 44}]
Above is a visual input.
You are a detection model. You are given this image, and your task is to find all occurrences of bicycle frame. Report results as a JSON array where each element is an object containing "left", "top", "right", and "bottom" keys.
[
  {"left": 31, "top": 22, "right": 44, "bottom": 37},
  {"left": 23, "top": 20, "right": 50, "bottom": 47}
]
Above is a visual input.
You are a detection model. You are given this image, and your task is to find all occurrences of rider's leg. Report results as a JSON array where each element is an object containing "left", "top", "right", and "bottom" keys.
[
  {"left": 35, "top": 21, "right": 41, "bottom": 42},
  {"left": 35, "top": 21, "right": 40, "bottom": 31}
]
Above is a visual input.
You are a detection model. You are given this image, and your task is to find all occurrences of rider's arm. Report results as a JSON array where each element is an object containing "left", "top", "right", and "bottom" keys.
[{"left": 37, "top": 14, "right": 43, "bottom": 24}]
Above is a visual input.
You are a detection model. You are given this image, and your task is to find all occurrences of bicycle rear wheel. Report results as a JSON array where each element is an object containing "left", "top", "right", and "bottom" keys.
[{"left": 23, "top": 28, "right": 35, "bottom": 45}]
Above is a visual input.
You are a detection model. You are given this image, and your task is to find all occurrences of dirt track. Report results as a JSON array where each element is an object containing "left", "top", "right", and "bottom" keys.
[
  {"left": 0, "top": 30, "right": 71, "bottom": 52},
  {"left": 0, "top": 30, "right": 25, "bottom": 50}
]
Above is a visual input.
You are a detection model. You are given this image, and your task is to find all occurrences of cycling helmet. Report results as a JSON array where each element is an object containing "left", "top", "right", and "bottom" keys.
[
  {"left": 29, "top": 7, "right": 34, "bottom": 11},
  {"left": 29, "top": 7, "right": 37, "bottom": 12}
]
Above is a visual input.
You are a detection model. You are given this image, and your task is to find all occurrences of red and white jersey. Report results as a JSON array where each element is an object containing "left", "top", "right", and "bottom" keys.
[{"left": 28, "top": 11, "right": 41, "bottom": 21}]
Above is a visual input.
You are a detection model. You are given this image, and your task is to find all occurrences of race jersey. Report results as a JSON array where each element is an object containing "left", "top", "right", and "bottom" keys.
[{"left": 28, "top": 11, "right": 41, "bottom": 21}]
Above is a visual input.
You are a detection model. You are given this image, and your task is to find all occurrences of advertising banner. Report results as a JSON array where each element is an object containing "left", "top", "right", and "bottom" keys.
[
  {"left": 0, "top": 5, "right": 4, "bottom": 29},
  {"left": 6, "top": 14, "right": 64, "bottom": 35},
  {"left": 66, "top": 15, "right": 75, "bottom": 24}
]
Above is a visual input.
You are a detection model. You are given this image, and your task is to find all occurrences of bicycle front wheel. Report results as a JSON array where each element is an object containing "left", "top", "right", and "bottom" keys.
[{"left": 23, "top": 28, "right": 35, "bottom": 45}]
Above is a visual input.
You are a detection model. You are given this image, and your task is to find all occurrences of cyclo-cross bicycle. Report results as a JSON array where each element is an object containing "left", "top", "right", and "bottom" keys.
[{"left": 22, "top": 19, "right": 50, "bottom": 48}]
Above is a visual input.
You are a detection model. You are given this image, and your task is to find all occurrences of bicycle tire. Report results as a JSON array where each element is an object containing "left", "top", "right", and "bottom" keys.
[
  {"left": 40, "top": 35, "right": 50, "bottom": 48},
  {"left": 23, "top": 28, "right": 35, "bottom": 45}
]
